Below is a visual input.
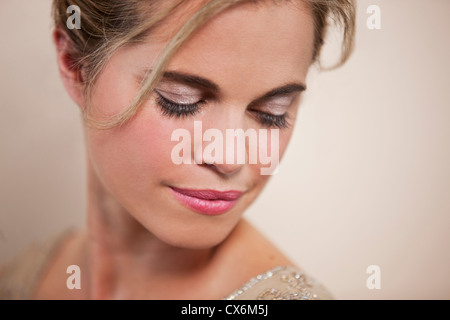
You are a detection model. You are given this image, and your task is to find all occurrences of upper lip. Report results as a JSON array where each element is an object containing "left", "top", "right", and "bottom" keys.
[{"left": 170, "top": 186, "right": 243, "bottom": 201}]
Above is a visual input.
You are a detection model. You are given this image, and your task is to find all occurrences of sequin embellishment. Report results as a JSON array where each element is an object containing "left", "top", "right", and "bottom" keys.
[{"left": 225, "top": 266, "right": 326, "bottom": 300}]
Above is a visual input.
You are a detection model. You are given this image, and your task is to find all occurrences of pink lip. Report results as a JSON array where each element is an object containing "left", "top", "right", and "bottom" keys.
[{"left": 169, "top": 187, "right": 243, "bottom": 215}]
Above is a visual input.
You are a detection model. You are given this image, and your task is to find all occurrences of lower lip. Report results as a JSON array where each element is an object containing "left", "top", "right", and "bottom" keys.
[{"left": 169, "top": 188, "right": 239, "bottom": 215}]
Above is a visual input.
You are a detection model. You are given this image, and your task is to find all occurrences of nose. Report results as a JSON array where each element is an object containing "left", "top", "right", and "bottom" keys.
[
  {"left": 193, "top": 116, "right": 247, "bottom": 177},
  {"left": 194, "top": 138, "right": 246, "bottom": 176},
  {"left": 197, "top": 153, "right": 246, "bottom": 176}
]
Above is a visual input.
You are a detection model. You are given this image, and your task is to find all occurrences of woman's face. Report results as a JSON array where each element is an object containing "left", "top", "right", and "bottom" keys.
[{"left": 83, "top": 1, "right": 315, "bottom": 249}]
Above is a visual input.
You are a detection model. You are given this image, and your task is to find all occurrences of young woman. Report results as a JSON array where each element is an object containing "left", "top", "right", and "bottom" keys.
[{"left": 0, "top": 0, "right": 355, "bottom": 299}]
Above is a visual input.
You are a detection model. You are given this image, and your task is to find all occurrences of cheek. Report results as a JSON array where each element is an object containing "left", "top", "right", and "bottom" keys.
[
  {"left": 279, "top": 129, "right": 294, "bottom": 158},
  {"left": 85, "top": 94, "right": 178, "bottom": 203},
  {"left": 84, "top": 55, "right": 180, "bottom": 197},
  {"left": 246, "top": 128, "right": 293, "bottom": 188}
]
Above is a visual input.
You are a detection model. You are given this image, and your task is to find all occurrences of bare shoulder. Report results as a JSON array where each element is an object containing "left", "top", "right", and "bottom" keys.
[
  {"left": 228, "top": 219, "right": 295, "bottom": 268},
  {"left": 32, "top": 228, "right": 87, "bottom": 299},
  {"left": 212, "top": 219, "right": 295, "bottom": 295},
  {"left": 0, "top": 230, "right": 74, "bottom": 299},
  {"left": 213, "top": 219, "right": 334, "bottom": 300}
]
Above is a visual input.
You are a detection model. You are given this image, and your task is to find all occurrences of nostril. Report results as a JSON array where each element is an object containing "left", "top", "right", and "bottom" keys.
[{"left": 200, "top": 162, "right": 212, "bottom": 167}]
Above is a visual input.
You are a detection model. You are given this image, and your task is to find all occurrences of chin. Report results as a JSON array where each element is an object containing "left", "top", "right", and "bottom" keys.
[
  {"left": 157, "top": 230, "right": 231, "bottom": 250},
  {"left": 144, "top": 216, "right": 240, "bottom": 250},
  {"left": 172, "top": 235, "right": 228, "bottom": 250},
  {"left": 128, "top": 189, "right": 248, "bottom": 250}
]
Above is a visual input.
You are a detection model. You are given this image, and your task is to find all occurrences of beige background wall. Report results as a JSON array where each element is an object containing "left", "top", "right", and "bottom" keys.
[{"left": 1, "top": 0, "right": 449, "bottom": 299}]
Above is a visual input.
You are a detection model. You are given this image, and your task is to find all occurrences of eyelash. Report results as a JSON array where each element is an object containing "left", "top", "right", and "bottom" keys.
[
  {"left": 252, "top": 111, "right": 290, "bottom": 129},
  {"left": 155, "top": 91, "right": 290, "bottom": 129},
  {"left": 155, "top": 92, "right": 204, "bottom": 118}
]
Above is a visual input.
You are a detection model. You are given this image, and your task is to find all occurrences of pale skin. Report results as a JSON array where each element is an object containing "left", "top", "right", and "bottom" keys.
[{"left": 34, "top": 1, "right": 315, "bottom": 299}]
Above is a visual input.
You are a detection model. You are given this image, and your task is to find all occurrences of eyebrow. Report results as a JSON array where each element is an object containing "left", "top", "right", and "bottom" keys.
[
  {"left": 162, "top": 71, "right": 220, "bottom": 92},
  {"left": 256, "top": 83, "right": 307, "bottom": 101},
  {"left": 139, "top": 69, "right": 306, "bottom": 100}
]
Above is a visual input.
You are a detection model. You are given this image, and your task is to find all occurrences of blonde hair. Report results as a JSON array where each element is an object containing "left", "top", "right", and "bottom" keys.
[{"left": 52, "top": 0, "right": 356, "bottom": 129}]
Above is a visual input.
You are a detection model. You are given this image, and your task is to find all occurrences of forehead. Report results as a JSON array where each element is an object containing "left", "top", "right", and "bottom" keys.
[{"left": 147, "top": 1, "right": 315, "bottom": 97}]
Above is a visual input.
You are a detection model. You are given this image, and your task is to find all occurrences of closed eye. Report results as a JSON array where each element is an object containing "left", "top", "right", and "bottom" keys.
[
  {"left": 155, "top": 89, "right": 292, "bottom": 128},
  {"left": 155, "top": 90, "right": 206, "bottom": 118},
  {"left": 248, "top": 109, "right": 290, "bottom": 129}
]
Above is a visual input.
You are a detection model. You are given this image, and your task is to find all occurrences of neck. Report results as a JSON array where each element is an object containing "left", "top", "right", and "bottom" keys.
[{"left": 83, "top": 161, "right": 215, "bottom": 299}]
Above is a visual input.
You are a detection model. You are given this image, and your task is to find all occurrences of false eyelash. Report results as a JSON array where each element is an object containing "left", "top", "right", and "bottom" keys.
[
  {"left": 253, "top": 111, "right": 290, "bottom": 129},
  {"left": 155, "top": 90, "right": 290, "bottom": 129},
  {"left": 155, "top": 92, "right": 204, "bottom": 118}
]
